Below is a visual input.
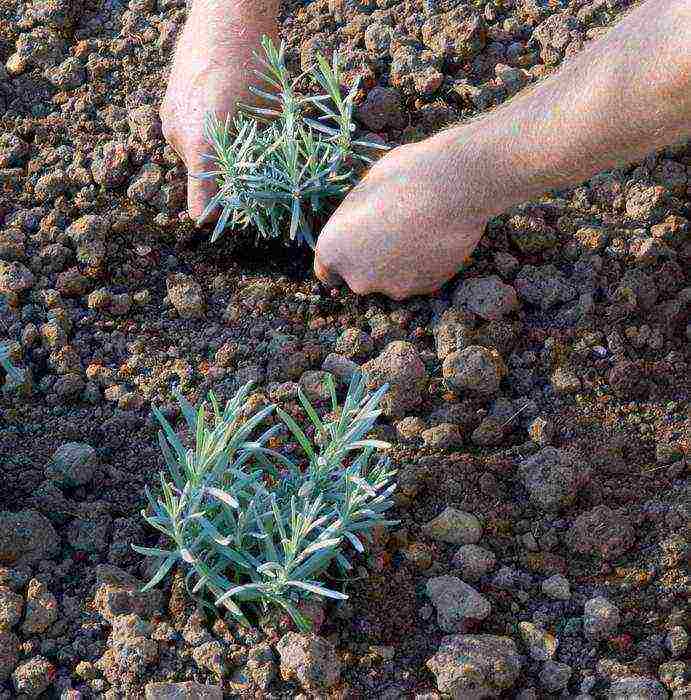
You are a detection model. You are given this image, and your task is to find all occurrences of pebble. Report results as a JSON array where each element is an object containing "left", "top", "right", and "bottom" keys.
[
  {"left": 541, "top": 574, "right": 571, "bottom": 600},
  {"left": 334, "top": 327, "right": 374, "bottom": 361},
  {"left": 583, "top": 596, "right": 620, "bottom": 641},
  {"left": 442, "top": 345, "right": 507, "bottom": 395},
  {"left": 45, "top": 442, "right": 97, "bottom": 487},
  {"left": 21, "top": 579, "right": 58, "bottom": 635},
  {"left": 423, "top": 507, "right": 482, "bottom": 545},
  {"left": 451, "top": 544, "right": 496, "bottom": 581},
  {"left": 12, "top": 655, "right": 54, "bottom": 698},
  {"left": 276, "top": 633, "right": 341, "bottom": 691},
  {"left": 0, "top": 510, "right": 59, "bottom": 567},
  {"left": 321, "top": 353, "right": 360, "bottom": 384},
  {"left": 0, "top": 631, "right": 19, "bottom": 681},
  {"left": 518, "top": 622, "right": 558, "bottom": 660},
  {"left": 658, "top": 661, "right": 687, "bottom": 691},
  {"left": 605, "top": 676, "right": 668, "bottom": 699},
  {"left": 144, "top": 681, "right": 223, "bottom": 699},
  {"left": 426, "top": 576, "right": 492, "bottom": 632},
  {"left": 426, "top": 634, "right": 521, "bottom": 698},
  {"left": 0, "top": 587, "right": 23, "bottom": 631},
  {"left": 518, "top": 447, "right": 579, "bottom": 512},
  {"left": 539, "top": 660, "right": 573, "bottom": 692},
  {"left": 665, "top": 626, "right": 688, "bottom": 658},
  {"left": 452, "top": 275, "right": 519, "bottom": 320},
  {"left": 166, "top": 273, "right": 205, "bottom": 319}
]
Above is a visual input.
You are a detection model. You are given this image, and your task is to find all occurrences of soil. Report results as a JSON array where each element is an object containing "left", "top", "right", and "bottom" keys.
[{"left": 0, "top": 0, "right": 688, "bottom": 697}]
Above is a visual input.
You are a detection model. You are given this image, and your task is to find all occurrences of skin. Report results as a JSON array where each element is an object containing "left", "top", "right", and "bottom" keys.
[{"left": 162, "top": 0, "right": 690, "bottom": 300}]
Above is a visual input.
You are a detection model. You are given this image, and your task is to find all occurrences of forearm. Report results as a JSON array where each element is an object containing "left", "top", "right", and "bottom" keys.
[{"left": 447, "top": 0, "right": 691, "bottom": 214}]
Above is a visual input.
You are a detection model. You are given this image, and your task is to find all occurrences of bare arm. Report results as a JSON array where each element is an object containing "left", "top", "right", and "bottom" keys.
[{"left": 442, "top": 0, "right": 691, "bottom": 216}]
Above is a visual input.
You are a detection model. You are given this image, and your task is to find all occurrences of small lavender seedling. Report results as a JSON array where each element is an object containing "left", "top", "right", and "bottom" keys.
[
  {"left": 134, "top": 372, "right": 398, "bottom": 631},
  {"left": 0, "top": 343, "right": 21, "bottom": 383},
  {"left": 197, "top": 36, "right": 390, "bottom": 247}
]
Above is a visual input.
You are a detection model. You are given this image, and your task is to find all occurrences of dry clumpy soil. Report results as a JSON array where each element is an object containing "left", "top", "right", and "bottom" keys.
[{"left": 0, "top": 0, "right": 689, "bottom": 697}]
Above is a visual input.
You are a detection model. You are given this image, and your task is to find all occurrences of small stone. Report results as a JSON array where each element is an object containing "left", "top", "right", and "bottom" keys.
[
  {"left": 528, "top": 416, "right": 554, "bottom": 446},
  {"left": 192, "top": 640, "right": 226, "bottom": 676},
  {"left": 362, "top": 341, "right": 428, "bottom": 417},
  {"left": 423, "top": 507, "right": 482, "bottom": 545},
  {"left": 551, "top": 366, "right": 582, "bottom": 394},
  {"left": 402, "top": 542, "right": 433, "bottom": 570},
  {"left": 451, "top": 544, "right": 496, "bottom": 581},
  {"left": 45, "top": 442, "right": 97, "bottom": 487},
  {"left": 321, "top": 353, "right": 360, "bottom": 383},
  {"left": 453, "top": 275, "right": 519, "bottom": 320},
  {"left": 471, "top": 417, "right": 505, "bottom": 446},
  {"left": 605, "top": 676, "right": 668, "bottom": 699},
  {"left": 93, "top": 565, "right": 162, "bottom": 622},
  {"left": 566, "top": 505, "right": 635, "bottom": 560},
  {"left": 519, "top": 447, "right": 579, "bottom": 512},
  {"left": 0, "top": 631, "right": 19, "bottom": 681},
  {"left": 583, "top": 596, "right": 620, "bottom": 641},
  {"left": 21, "top": 579, "right": 58, "bottom": 635},
  {"left": 541, "top": 574, "right": 571, "bottom": 600},
  {"left": 12, "top": 656, "right": 54, "bottom": 698},
  {"left": 0, "top": 510, "right": 59, "bottom": 567},
  {"left": 299, "top": 370, "right": 332, "bottom": 403},
  {"left": 426, "top": 635, "right": 521, "bottom": 698},
  {"left": 426, "top": 576, "right": 491, "bottom": 632},
  {"left": 514, "top": 264, "right": 577, "bottom": 310},
  {"left": 506, "top": 212, "right": 558, "bottom": 253},
  {"left": 334, "top": 327, "right": 374, "bottom": 360},
  {"left": 167, "top": 273, "right": 205, "bottom": 319},
  {"left": 519, "top": 622, "right": 558, "bottom": 660},
  {"left": 442, "top": 345, "right": 507, "bottom": 395},
  {"left": 91, "top": 140, "right": 130, "bottom": 188},
  {"left": 0, "top": 587, "right": 23, "bottom": 630},
  {"left": 540, "top": 661, "right": 572, "bottom": 692},
  {"left": 665, "top": 626, "right": 688, "bottom": 658},
  {"left": 421, "top": 423, "right": 463, "bottom": 450},
  {"left": 276, "top": 633, "right": 341, "bottom": 691},
  {"left": 395, "top": 416, "right": 427, "bottom": 442},
  {"left": 0, "top": 260, "right": 34, "bottom": 294}
]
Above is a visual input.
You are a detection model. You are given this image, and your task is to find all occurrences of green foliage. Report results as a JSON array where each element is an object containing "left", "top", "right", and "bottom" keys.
[
  {"left": 197, "top": 35, "right": 390, "bottom": 247},
  {"left": 134, "top": 373, "right": 398, "bottom": 631},
  {"left": 0, "top": 343, "right": 21, "bottom": 383}
]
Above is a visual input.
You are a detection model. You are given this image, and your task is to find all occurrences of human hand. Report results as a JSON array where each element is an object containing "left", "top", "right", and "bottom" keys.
[
  {"left": 160, "top": 0, "right": 278, "bottom": 223},
  {"left": 313, "top": 129, "right": 507, "bottom": 300}
]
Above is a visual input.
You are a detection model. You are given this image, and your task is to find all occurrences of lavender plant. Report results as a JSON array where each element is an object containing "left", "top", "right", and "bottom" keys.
[
  {"left": 197, "top": 35, "right": 390, "bottom": 247},
  {"left": 134, "top": 373, "right": 398, "bottom": 631},
  {"left": 0, "top": 343, "right": 21, "bottom": 383}
]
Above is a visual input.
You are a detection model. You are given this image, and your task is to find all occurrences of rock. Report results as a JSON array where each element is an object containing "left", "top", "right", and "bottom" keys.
[
  {"left": 506, "top": 212, "right": 558, "bottom": 253},
  {"left": 442, "top": 345, "right": 507, "bottom": 395},
  {"left": 0, "top": 587, "right": 23, "bottom": 630},
  {"left": 518, "top": 622, "right": 557, "bottom": 660},
  {"left": 421, "top": 6, "right": 487, "bottom": 65},
  {"left": 514, "top": 264, "right": 577, "bottom": 310},
  {"left": 453, "top": 275, "right": 518, "bottom": 321},
  {"left": 583, "top": 596, "right": 620, "bottom": 641},
  {"left": 451, "top": 544, "right": 496, "bottom": 581},
  {"left": 605, "top": 676, "right": 668, "bottom": 699},
  {"left": 0, "top": 260, "right": 34, "bottom": 294},
  {"left": 395, "top": 416, "right": 427, "bottom": 442},
  {"left": 541, "top": 574, "right": 571, "bottom": 600},
  {"left": 665, "top": 627, "right": 688, "bottom": 658},
  {"left": 91, "top": 140, "right": 130, "bottom": 188},
  {"left": 540, "top": 661, "right": 572, "bottom": 692},
  {"left": 421, "top": 423, "right": 463, "bottom": 449},
  {"left": 98, "top": 614, "right": 159, "bottom": 683},
  {"left": 128, "top": 163, "right": 164, "bottom": 204},
  {"left": 518, "top": 447, "right": 579, "bottom": 512},
  {"left": 144, "top": 682, "right": 223, "bottom": 699},
  {"left": 167, "top": 273, "right": 205, "bottom": 319},
  {"left": 0, "top": 510, "right": 59, "bottom": 567},
  {"left": 0, "top": 631, "right": 19, "bottom": 681},
  {"left": 334, "top": 327, "right": 374, "bottom": 360},
  {"left": 93, "top": 565, "right": 163, "bottom": 622},
  {"left": 321, "top": 353, "right": 359, "bottom": 384},
  {"left": 426, "top": 576, "right": 492, "bottom": 632},
  {"left": 46, "top": 56, "right": 85, "bottom": 88},
  {"left": 192, "top": 640, "right": 227, "bottom": 676},
  {"left": 389, "top": 43, "right": 444, "bottom": 97},
  {"left": 12, "top": 656, "right": 54, "bottom": 698},
  {"left": 528, "top": 416, "right": 554, "bottom": 446},
  {"left": 471, "top": 417, "right": 505, "bottom": 446},
  {"left": 426, "top": 634, "right": 521, "bottom": 698},
  {"left": 356, "top": 87, "right": 406, "bottom": 131},
  {"left": 0, "top": 134, "right": 29, "bottom": 168},
  {"left": 362, "top": 341, "right": 428, "bottom": 417},
  {"left": 566, "top": 505, "right": 635, "bottom": 560},
  {"left": 276, "top": 632, "right": 341, "bottom": 691},
  {"left": 21, "top": 579, "right": 58, "bottom": 635},
  {"left": 128, "top": 105, "right": 163, "bottom": 142},
  {"left": 299, "top": 370, "right": 332, "bottom": 403},
  {"left": 423, "top": 507, "right": 482, "bottom": 545},
  {"left": 551, "top": 366, "right": 581, "bottom": 394},
  {"left": 45, "top": 442, "right": 97, "bottom": 487}
]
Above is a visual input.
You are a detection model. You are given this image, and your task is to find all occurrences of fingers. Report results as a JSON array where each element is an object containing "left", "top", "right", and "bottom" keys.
[{"left": 187, "top": 157, "right": 220, "bottom": 226}]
